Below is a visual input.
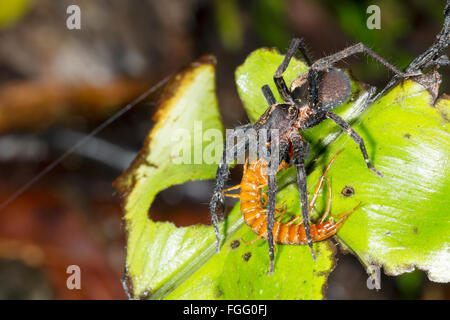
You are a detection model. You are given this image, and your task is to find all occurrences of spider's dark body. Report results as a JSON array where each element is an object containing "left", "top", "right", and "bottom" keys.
[
  {"left": 210, "top": 38, "right": 414, "bottom": 273},
  {"left": 257, "top": 67, "right": 352, "bottom": 135}
]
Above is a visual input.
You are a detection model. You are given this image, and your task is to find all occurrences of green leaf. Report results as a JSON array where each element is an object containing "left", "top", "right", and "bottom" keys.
[
  {"left": 214, "top": 0, "right": 244, "bottom": 51},
  {"left": 0, "top": 0, "right": 30, "bottom": 29}
]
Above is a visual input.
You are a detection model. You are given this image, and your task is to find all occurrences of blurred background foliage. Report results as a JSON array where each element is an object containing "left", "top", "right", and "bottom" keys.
[
  {"left": 0, "top": 0, "right": 30, "bottom": 29},
  {"left": 0, "top": 0, "right": 448, "bottom": 299}
]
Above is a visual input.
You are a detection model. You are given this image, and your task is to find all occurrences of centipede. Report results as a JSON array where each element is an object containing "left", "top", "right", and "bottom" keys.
[{"left": 223, "top": 151, "right": 360, "bottom": 248}]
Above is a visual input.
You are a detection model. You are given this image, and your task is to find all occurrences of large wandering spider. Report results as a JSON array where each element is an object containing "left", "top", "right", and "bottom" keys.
[{"left": 210, "top": 38, "right": 418, "bottom": 273}]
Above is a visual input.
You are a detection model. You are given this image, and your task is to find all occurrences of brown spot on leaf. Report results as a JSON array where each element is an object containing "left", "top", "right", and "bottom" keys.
[
  {"left": 243, "top": 252, "right": 252, "bottom": 261},
  {"left": 215, "top": 288, "right": 223, "bottom": 298},
  {"left": 230, "top": 240, "right": 240, "bottom": 249},
  {"left": 341, "top": 186, "right": 354, "bottom": 197}
]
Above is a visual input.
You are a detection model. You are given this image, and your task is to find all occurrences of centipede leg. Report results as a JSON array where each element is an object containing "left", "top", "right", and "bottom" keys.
[
  {"left": 320, "top": 174, "right": 332, "bottom": 223},
  {"left": 222, "top": 193, "right": 241, "bottom": 199},
  {"left": 287, "top": 150, "right": 342, "bottom": 226},
  {"left": 276, "top": 207, "right": 287, "bottom": 222},
  {"left": 287, "top": 169, "right": 325, "bottom": 226},
  {"left": 264, "top": 135, "right": 290, "bottom": 273},
  {"left": 222, "top": 184, "right": 242, "bottom": 198},
  {"left": 335, "top": 202, "right": 362, "bottom": 220},
  {"left": 289, "top": 131, "right": 315, "bottom": 260},
  {"left": 223, "top": 184, "right": 241, "bottom": 192},
  {"left": 286, "top": 216, "right": 303, "bottom": 226},
  {"left": 242, "top": 234, "right": 263, "bottom": 245},
  {"left": 316, "top": 202, "right": 362, "bottom": 241}
]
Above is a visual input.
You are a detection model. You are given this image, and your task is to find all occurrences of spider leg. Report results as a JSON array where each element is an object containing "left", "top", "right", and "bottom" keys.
[
  {"left": 210, "top": 151, "right": 233, "bottom": 253},
  {"left": 312, "top": 42, "right": 407, "bottom": 77},
  {"left": 287, "top": 153, "right": 332, "bottom": 227},
  {"left": 267, "top": 173, "right": 277, "bottom": 274},
  {"left": 242, "top": 234, "right": 263, "bottom": 245},
  {"left": 326, "top": 112, "right": 383, "bottom": 177},
  {"left": 265, "top": 135, "right": 290, "bottom": 274},
  {"left": 289, "top": 131, "right": 316, "bottom": 260},
  {"left": 286, "top": 169, "right": 328, "bottom": 227},
  {"left": 262, "top": 85, "right": 277, "bottom": 105},
  {"left": 210, "top": 123, "right": 252, "bottom": 253},
  {"left": 261, "top": 191, "right": 268, "bottom": 205},
  {"left": 274, "top": 38, "right": 313, "bottom": 103},
  {"left": 307, "top": 68, "right": 319, "bottom": 108},
  {"left": 430, "top": 55, "right": 450, "bottom": 68}
]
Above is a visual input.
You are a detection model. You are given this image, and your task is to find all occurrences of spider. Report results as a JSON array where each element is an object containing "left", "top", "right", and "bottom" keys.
[{"left": 210, "top": 38, "right": 418, "bottom": 273}]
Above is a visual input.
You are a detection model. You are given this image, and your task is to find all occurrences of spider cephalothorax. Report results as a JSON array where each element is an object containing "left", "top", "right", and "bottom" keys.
[{"left": 210, "top": 38, "right": 417, "bottom": 273}]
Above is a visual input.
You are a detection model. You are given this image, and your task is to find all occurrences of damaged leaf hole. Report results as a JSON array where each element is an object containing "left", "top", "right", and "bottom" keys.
[
  {"left": 148, "top": 180, "right": 216, "bottom": 226},
  {"left": 341, "top": 186, "right": 355, "bottom": 197},
  {"left": 243, "top": 252, "right": 252, "bottom": 261}
]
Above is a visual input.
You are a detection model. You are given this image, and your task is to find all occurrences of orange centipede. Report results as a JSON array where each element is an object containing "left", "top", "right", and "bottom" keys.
[{"left": 223, "top": 151, "right": 360, "bottom": 246}]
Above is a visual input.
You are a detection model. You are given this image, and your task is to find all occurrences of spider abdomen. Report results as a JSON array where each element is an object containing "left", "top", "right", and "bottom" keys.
[{"left": 290, "top": 67, "right": 351, "bottom": 112}]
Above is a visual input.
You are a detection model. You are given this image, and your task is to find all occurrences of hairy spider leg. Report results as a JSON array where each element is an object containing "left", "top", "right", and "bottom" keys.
[
  {"left": 258, "top": 82, "right": 317, "bottom": 269},
  {"left": 287, "top": 130, "right": 315, "bottom": 260},
  {"left": 303, "top": 43, "right": 401, "bottom": 178},
  {"left": 325, "top": 112, "right": 383, "bottom": 177},
  {"left": 274, "top": 43, "right": 396, "bottom": 181},
  {"left": 312, "top": 42, "right": 408, "bottom": 77},
  {"left": 264, "top": 134, "right": 290, "bottom": 274},
  {"left": 271, "top": 39, "right": 322, "bottom": 261},
  {"left": 262, "top": 84, "right": 277, "bottom": 105},
  {"left": 222, "top": 184, "right": 242, "bottom": 198},
  {"left": 210, "top": 123, "right": 253, "bottom": 252},
  {"left": 274, "top": 38, "right": 314, "bottom": 103},
  {"left": 267, "top": 173, "right": 277, "bottom": 273},
  {"left": 286, "top": 149, "right": 343, "bottom": 226}
]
